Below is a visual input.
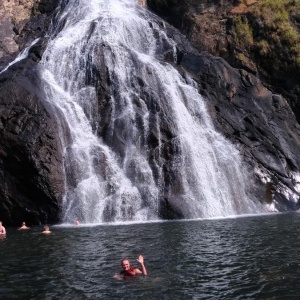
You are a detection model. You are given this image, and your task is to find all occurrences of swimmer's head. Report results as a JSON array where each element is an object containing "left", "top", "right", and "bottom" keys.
[{"left": 121, "top": 259, "right": 130, "bottom": 271}]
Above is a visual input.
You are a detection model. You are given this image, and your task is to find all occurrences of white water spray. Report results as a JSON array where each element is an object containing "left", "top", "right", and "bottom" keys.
[
  {"left": 0, "top": 38, "right": 40, "bottom": 75},
  {"left": 40, "top": 0, "right": 265, "bottom": 223}
]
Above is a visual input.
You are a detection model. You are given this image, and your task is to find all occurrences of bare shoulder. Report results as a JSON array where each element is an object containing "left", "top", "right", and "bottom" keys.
[{"left": 134, "top": 268, "right": 143, "bottom": 275}]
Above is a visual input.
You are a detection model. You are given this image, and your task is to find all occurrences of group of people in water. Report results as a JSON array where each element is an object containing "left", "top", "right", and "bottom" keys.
[
  {"left": 0, "top": 219, "right": 85, "bottom": 235},
  {"left": 0, "top": 220, "right": 147, "bottom": 279},
  {"left": 0, "top": 221, "right": 51, "bottom": 235}
]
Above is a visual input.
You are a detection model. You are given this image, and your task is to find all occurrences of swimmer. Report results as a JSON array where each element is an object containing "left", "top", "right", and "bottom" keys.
[
  {"left": 42, "top": 225, "right": 51, "bottom": 234},
  {"left": 75, "top": 220, "right": 80, "bottom": 225},
  {"left": 19, "top": 222, "right": 29, "bottom": 230},
  {"left": 114, "top": 255, "right": 147, "bottom": 280},
  {"left": 0, "top": 221, "right": 6, "bottom": 235}
]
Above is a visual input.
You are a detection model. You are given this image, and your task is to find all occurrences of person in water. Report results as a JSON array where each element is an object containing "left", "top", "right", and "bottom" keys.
[
  {"left": 0, "top": 221, "right": 6, "bottom": 235},
  {"left": 114, "top": 255, "right": 147, "bottom": 279},
  {"left": 42, "top": 225, "right": 51, "bottom": 234},
  {"left": 19, "top": 222, "right": 29, "bottom": 230}
]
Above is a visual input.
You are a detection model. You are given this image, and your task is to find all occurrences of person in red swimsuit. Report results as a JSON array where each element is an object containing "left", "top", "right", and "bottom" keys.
[{"left": 114, "top": 255, "right": 147, "bottom": 279}]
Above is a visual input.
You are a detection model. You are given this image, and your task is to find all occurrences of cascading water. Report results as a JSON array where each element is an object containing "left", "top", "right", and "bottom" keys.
[
  {"left": 40, "top": 0, "right": 265, "bottom": 223},
  {"left": 0, "top": 38, "right": 40, "bottom": 75}
]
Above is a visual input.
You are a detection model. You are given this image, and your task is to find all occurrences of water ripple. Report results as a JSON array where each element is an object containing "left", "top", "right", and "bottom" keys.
[{"left": 1, "top": 213, "right": 300, "bottom": 299}]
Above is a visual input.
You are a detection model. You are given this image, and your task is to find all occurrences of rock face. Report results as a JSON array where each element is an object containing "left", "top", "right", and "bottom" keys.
[
  {"left": 147, "top": 0, "right": 300, "bottom": 123},
  {"left": 0, "top": 0, "right": 299, "bottom": 225},
  {"left": 0, "top": 0, "right": 63, "bottom": 226},
  {"left": 0, "top": 0, "right": 60, "bottom": 69},
  {"left": 0, "top": 60, "right": 64, "bottom": 226},
  {"left": 155, "top": 20, "right": 300, "bottom": 212},
  {"left": 180, "top": 51, "right": 300, "bottom": 210},
  {"left": 147, "top": 0, "right": 300, "bottom": 208},
  {"left": 0, "top": 0, "right": 34, "bottom": 57}
]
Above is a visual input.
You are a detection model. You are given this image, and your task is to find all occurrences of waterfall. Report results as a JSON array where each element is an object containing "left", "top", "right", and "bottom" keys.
[{"left": 40, "top": 0, "right": 265, "bottom": 223}]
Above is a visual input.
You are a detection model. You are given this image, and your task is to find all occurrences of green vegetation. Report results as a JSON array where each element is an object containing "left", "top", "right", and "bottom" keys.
[
  {"left": 257, "top": 39, "right": 269, "bottom": 55},
  {"left": 234, "top": 16, "right": 254, "bottom": 47},
  {"left": 236, "top": 52, "right": 257, "bottom": 71},
  {"left": 233, "top": 0, "right": 300, "bottom": 69}
]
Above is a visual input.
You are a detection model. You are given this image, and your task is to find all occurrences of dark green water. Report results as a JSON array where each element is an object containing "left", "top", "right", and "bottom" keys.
[{"left": 1, "top": 213, "right": 300, "bottom": 299}]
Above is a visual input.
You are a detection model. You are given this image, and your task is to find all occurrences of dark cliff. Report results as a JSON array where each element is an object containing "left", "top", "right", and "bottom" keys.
[{"left": 0, "top": 0, "right": 63, "bottom": 225}]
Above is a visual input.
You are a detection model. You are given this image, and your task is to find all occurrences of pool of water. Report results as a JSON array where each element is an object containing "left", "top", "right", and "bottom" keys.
[{"left": 1, "top": 213, "right": 300, "bottom": 299}]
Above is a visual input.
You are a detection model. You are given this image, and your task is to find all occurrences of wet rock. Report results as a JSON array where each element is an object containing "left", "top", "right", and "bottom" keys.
[
  {"left": 0, "top": 58, "right": 64, "bottom": 226},
  {"left": 0, "top": 0, "right": 62, "bottom": 226},
  {"left": 0, "top": 0, "right": 59, "bottom": 70},
  {"left": 178, "top": 50, "right": 300, "bottom": 210}
]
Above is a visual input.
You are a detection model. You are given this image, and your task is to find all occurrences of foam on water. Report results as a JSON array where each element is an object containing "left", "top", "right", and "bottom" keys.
[{"left": 54, "top": 211, "right": 279, "bottom": 228}]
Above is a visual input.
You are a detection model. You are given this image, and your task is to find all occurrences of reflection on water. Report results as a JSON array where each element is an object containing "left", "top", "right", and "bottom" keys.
[{"left": 1, "top": 213, "right": 300, "bottom": 299}]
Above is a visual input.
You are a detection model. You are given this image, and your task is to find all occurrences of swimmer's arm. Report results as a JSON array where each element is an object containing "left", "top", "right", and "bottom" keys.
[
  {"left": 140, "top": 263, "right": 147, "bottom": 276},
  {"left": 136, "top": 255, "right": 147, "bottom": 276},
  {"left": 113, "top": 273, "right": 123, "bottom": 280}
]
